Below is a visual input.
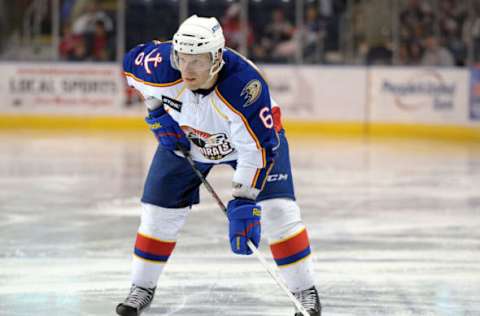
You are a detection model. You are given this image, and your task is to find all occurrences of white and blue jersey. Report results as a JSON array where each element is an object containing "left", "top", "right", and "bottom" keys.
[
  {"left": 124, "top": 41, "right": 278, "bottom": 192},
  {"left": 124, "top": 41, "right": 294, "bottom": 207}
]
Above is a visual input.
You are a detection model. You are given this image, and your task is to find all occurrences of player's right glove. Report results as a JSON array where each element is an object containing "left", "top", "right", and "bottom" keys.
[
  {"left": 145, "top": 107, "right": 190, "bottom": 151},
  {"left": 226, "top": 198, "right": 261, "bottom": 255}
]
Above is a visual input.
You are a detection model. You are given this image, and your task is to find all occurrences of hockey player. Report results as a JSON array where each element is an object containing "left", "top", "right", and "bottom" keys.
[{"left": 117, "top": 15, "right": 321, "bottom": 316}]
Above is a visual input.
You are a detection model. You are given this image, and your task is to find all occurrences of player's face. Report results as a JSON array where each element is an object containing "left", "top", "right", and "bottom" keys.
[{"left": 177, "top": 53, "right": 212, "bottom": 90}]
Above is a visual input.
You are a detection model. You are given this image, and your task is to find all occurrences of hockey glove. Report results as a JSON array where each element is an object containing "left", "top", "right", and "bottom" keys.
[
  {"left": 145, "top": 107, "right": 190, "bottom": 151},
  {"left": 227, "top": 198, "right": 261, "bottom": 255}
]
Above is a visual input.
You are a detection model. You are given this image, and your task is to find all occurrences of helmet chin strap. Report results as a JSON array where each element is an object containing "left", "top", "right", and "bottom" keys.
[{"left": 200, "top": 69, "right": 221, "bottom": 90}]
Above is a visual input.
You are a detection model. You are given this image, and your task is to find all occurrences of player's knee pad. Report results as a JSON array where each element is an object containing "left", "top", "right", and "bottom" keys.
[
  {"left": 139, "top": 203, "right": 190, "bottom": 240},
  {"left": 258, "top": 198, "right": 304, "bottom": 242}
]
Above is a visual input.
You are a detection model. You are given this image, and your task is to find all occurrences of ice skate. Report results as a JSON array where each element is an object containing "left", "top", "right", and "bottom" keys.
[
  {"left": 116, "top": 285, "right": 156, "bottom": 316},
  {"left": 294, "top": 286, "right": 321, "bottom": 316}
]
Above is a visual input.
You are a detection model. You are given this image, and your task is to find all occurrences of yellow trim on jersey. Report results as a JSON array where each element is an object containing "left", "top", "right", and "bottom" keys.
[
  {"left": 137, "top": 231, "right": 176, "bottom": 244},
  {"left": 251, "top": 148, "right": 270, "bottom": 188},
  {"left": 124, "top": 71, "right": 183, "bottom": 87},
  {"left": 214, "top": 87, "right": 266, "bottom": 167},
  {"left": 259, "top": 161, "right": 275, "bottom": 190},
  {"left": 175, "top": 85, "right": 187, "bottom": 99},
  {"left": 210, "top": 98, "right": 229, "bottom": 121},
  {"left": 251, "top": 168, "right": 261, "bottom": 188}
]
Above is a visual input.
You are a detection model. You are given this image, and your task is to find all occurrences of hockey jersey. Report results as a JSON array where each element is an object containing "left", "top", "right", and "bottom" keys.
[{"left": 123, "top": 41, "right": 278, "bottom": 192}]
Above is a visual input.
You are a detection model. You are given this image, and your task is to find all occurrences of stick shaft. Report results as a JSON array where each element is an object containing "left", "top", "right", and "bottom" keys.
[{"left": 180, "top": 149, "right": 309, "bottom": 316}]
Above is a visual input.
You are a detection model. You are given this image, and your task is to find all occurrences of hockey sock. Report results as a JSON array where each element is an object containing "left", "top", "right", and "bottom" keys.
[
  {"left": 131, "top": 203, "right": 189, "bottom": 288},
  {"left": 260, "top": 198, "right": 316, "bottom": 292},
  {"left": 270, "top": 227, "right": 315, "bottom": 292}
]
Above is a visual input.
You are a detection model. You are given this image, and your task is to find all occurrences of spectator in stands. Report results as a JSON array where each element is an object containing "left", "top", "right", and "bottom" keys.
[
  {"left": 60, "top": 23, "right": 79, "bottom": 60},
  {"left": 259, "top": 8, "right": 297, "bottom": 63},
  {"left": 463, "top": 2, "right": 480, "bottom": 63},
  {"left": 221, "top": 3, "right": 254, "bottom": 53},
  {"left": 69, "top": 35, "right": 89, "bottom": 62},
  {"left": 439, "top": 0, "right": 467, "bottom": 65},
  {"left": 443, "top": 18, "right": 467, "bottom": 66},
  {"left": 399, "top": 0, "right": 433, "bottom": 64},
  {"left": 92, "top": 20, "right": 112, "bottom": 61},
  {"left": 321, "top": 0, "right": 346, "bottom": 54},
  {"left": 64, "top": 0, "right": 115, "bottom": 61},
  {"left": 406, "top": 41, "right": 423, "bottom": 65},
  {"left": 303, "top": 6, "right": 325, "bottom": 63},
  {"left": 72, "top": 0, "right": 113, "bottom": 35},
  {"left": 0, "top": 5, "right": 4, "bottom": 54},
  {"left": 421, "top": 35, "right": 454, "bottom": 66},
  {"left": 366, "top": 42, "right": 393, "bottom": 65},
  {"left": 400, "top": 0, "right": 426, "bottom": 36}
]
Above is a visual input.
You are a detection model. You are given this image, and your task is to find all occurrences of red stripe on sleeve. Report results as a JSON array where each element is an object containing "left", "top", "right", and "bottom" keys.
[{"left": 272, "top": 106, "right": 283, "bottom": 133}]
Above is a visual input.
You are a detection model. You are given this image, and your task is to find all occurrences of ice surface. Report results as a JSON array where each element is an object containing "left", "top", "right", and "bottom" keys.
[{"left": 0, "top": 131, "right": 479, "bottom": 316}]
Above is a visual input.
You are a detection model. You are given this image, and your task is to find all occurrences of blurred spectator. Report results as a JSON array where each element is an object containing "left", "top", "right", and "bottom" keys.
[
  {"left": 463, "top": 3, "right": 480, "bottom": 64},
  {"left": 421, "top": 35, "right": 454, "bottom": 66},
  {"left": 438, "top": 0, "right": 467, "bottom": 65},
  {"left": 0, "top": 1, "right": 6, "bottom": 54},
  {"left": 72, "top": 0, "right": 113, "bottom": 35},
  {"left": 59, "top": 0, "right": 115, "bottom": 61},
  {"left": 257, "top": 8, "right": 297, "bottom": 62},
  {"left": 221, "top": 3, "right": 254, "bottom": 52},
  {"left": 69, "top": 36, "right": 89, "bottom": 61},
  {"left": 303, "top": 6, "right": 325, "bottom": 63},
  {"left": 400, "top": 0, "right": 428, "bottom": 37},
  {"left": 398, "top": 0, "right": 469, "bottom": 66},
  {"left": 406, "top": 40, "right": 424, "bottom": 65},
  {"left": 399, "top": 0, "right": 433, "bottom": 64},
  {"left": 366, "top": 43, "right": 393, "bottom": 65},
  {"left": 59, "top": 23, "right": 83, "bottom": 60},
  {"left": 321, "top": 0, "right": 346, "bottom": 53},
  {"left": 92, "top": 20, "right": 111, "bottom": 61}
]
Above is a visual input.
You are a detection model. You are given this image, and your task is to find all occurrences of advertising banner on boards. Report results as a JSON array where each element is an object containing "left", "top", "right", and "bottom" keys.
[
  {"left": 0, "top": 63, "right": 125, "bottom": 114},
  {"left": 369, "top": 67, "right": 470, "bottom": 125}
]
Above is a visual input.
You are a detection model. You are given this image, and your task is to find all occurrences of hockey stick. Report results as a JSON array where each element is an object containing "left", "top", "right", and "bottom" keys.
[{"left": 177, "top": 147, "right": 310, "bottom": 316}]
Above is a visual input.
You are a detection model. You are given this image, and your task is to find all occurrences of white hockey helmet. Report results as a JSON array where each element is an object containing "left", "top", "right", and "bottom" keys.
[{"left": 172, "top": 15, "right": 225, "bottom": 77}]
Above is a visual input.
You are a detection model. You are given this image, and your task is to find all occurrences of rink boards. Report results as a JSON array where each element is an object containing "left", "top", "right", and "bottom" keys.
[{"left": 0, "top": 62, "right": 479, "bottom": 139}]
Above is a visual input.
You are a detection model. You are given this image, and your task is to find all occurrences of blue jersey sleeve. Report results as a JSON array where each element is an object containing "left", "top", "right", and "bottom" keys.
[
  {"left": 123, "top": 41, "right": 181, "bottom": 88},
  {"left": 217, "top": 68, "right": 278, "bottom": 192}
]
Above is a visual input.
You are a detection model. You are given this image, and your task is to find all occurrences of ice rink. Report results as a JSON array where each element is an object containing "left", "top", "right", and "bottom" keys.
[{"left": 0, "top": 130, "right": 479, "bottom": 316}]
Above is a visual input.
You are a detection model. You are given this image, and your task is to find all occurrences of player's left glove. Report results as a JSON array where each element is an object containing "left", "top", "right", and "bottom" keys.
[
  {"left": 226, "top": 198, "right": 261, "bottom": 255},
  {"left": 145, "top": 107, "right": 190, "bottom": 151}
]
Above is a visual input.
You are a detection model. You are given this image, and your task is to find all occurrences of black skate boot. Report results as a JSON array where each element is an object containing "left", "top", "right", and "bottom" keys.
[
  {"left": 116, "top": 284, "right": 156, "bottom": 316},
  {"left": 293, "top": 286, "right": 321, "bottom": 316}
]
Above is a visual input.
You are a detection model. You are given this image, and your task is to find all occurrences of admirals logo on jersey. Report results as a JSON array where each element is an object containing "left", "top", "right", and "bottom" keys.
[
  {"left": 185, "top": 127, "right": 234, "bottom": 160},
  {"left": 241, "top": 79, "right": 262, "bottom": 107}
]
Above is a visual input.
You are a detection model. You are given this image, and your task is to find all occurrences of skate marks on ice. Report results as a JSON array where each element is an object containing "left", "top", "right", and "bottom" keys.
[{"left": 0, "top": 132, "right": 480, "bottom": 315}]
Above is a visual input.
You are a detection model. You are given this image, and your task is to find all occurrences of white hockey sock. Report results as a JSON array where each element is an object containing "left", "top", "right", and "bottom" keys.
[
  {"left": 131, "top": 203, "right": 189, "bottom": 288},
  {"left": 260, "top": 198, "right": 316, "bottom": 292}
]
